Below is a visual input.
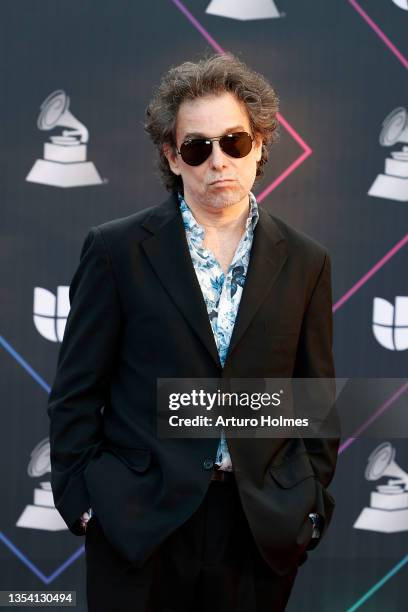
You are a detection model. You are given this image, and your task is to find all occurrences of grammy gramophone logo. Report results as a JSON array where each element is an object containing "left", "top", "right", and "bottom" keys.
[
  {"left": 368, "top": 107, "right": 408, "bottom": 202},
  {"left": 206, "top": 0, "right": 283, "bottom": 20},
  {"left": 16, "top": 438, "right": 67, "bottom": 531},
  {"left": 26, "top": 89, "right": 104, "bottom": 188},
  {"left": 354, "top": 442, "right": 408, "bottom": 533}
]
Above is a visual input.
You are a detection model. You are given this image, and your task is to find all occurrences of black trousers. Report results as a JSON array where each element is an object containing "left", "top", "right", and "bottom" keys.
[{"left": 85, "top": 478, "right": 298, "bottom": 612}]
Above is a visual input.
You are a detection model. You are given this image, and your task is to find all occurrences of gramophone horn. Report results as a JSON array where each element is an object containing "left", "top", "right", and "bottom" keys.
[
  {"left": 27, "top": 438, "right": 51, "bottom": 478},
  {"left": 365, "top": 442, "right": 395, "bottom": 480},
  {"left": 37, "top": 89, "right": 89, "bottom": 143},
  {"left": 365, "top": 442, "right": 408, "bottom": 487},
  {"left": 379, "top": 107, "right": 408, "bottom": 146}
]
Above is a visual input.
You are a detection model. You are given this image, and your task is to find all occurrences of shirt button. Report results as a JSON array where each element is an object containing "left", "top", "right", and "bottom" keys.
[{"left": 203, "top": 459, "right": 214, "bottom": 470}]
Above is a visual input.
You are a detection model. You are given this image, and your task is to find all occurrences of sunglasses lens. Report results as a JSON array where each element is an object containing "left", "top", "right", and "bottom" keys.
[
  {"left": 180, "top": 140, "right": 212, "bottom": 166},
  {"left": 179, "top": 132, "right": 253, "bottom": 166},
  {"left": 220, "top": 132, "right": 253, "bottom": 158}
]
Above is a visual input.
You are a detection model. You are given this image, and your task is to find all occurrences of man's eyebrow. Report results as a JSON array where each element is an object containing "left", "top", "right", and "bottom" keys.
[{"left": 182, "top": 125, "right": 247, "bottom": 140}]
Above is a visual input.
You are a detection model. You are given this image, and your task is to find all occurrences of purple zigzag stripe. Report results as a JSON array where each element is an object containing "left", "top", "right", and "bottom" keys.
[
  {"left": 333, "top": 233, "right": 408, "bottom": 312},
  {"left": 348, "top": 0, "right": 408, "bottom": 70},
  {"left": 339, "top": 379, "right": 408, "bottom": 454},
  {"left": 171, "top": 0, "right": 224, "bottom": 53}
]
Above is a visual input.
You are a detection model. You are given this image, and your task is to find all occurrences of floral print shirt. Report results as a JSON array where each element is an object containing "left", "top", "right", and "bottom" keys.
[{"left": 178, "top": 191, "right": 259, "bottom": 471}]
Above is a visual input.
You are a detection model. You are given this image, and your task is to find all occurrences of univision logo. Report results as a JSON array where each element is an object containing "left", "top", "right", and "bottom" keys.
[
  {"left": 33, "top": 286, "right": 70, "bottom": 342},
  {"left": 372, "top": 296, "right": 408, "bottom": 351}
]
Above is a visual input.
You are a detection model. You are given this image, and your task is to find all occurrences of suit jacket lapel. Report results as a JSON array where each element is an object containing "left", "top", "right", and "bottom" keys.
[
  {"left": 224, "top": 205, "right": 288, "bottom": 367},
  {"left": 140, "top": 193, "right": 288, "bottom": 371},
  {"left": 141, "top": 193, "right": 221, "bottom": 368}
]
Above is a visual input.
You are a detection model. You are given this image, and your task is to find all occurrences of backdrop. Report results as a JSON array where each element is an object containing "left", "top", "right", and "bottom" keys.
[{"left": 1, "top": 1, "right": 407, "bottom": 610}]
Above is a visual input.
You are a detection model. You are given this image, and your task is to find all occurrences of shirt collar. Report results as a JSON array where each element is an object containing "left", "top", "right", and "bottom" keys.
[{"left": 178, "top": 191, "right": 259, "bottom": 239}]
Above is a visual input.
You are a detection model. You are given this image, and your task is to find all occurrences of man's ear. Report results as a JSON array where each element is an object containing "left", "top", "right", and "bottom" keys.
[
  {"left": 163, "top": 143, "right": 181, "bottom": 176},
  {"left": 254, "top": 134, "right": 263, "bottom": 163}
]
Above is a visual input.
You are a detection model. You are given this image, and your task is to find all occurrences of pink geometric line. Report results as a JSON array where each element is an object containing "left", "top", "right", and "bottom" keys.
[
  {"left": 171, "top": 0, "right": 225, "bottom": 53},
  {"left": 257, "top": 112, "right": 313, "bottom": 201},
  {"left": 256, "top": 146, "right": 311, "bottom": 202},
  {"left": 170, "top": 0, "right": 312, "bottom": 197},
  {"left": 339, "top": 380, "right": 408, "bottom": 454},
  {"left": 348, "top": 0, "right": 408, "bottom": 70},
  {"left": 333, "top": 233, "right": 408, "bottom": 312},
  {"left": 277, "top": 112, "right": 311, "bottom": 154}
]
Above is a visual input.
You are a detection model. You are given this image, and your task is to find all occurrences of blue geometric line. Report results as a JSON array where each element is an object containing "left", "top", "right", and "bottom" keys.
[
  {"left": 0, "top": 531, "right": 84, "bottom": 585},
  {"left": 0, "top": 335, "right": 86, "bottom": 584},
  {"left": 0, "top": 335, "right": 51, "bottom": 393},
  {"left": 345, "top": 554, "right": 408, "bottom": 611},
  {"left": 46, "top": 545, "right": 85, "bottom": 584}
]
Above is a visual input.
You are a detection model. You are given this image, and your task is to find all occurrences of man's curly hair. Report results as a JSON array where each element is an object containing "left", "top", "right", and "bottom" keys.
[{"left": 145, "top": 53, "right": 279, "bottom": 192}]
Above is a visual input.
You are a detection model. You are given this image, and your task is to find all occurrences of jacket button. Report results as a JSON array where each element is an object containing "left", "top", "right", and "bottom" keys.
[{"left": 203, "top": 459, "right": 214, "bottom": 470}]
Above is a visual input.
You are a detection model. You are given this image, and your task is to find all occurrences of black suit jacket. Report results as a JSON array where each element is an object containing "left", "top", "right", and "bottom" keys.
[{"left": 48, "top": 191, "right": 339, "bottom": 575}]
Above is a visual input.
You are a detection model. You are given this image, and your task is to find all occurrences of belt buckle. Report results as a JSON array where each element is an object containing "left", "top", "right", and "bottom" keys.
[
  {"left": 210, "top": 469, "right": 222, "bottom": 482},
  {"left": 211, "top": 469, "right": 233, "bottom": 483}
]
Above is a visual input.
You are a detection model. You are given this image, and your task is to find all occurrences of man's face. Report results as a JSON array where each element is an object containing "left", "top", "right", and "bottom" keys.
[{"left": 164, "top": 92, "right": 263, "bottom": 211}]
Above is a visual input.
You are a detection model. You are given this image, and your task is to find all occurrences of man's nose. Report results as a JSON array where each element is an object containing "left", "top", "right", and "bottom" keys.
[{"left": 209, "top": 140, "right": 228, "bottom": 168}]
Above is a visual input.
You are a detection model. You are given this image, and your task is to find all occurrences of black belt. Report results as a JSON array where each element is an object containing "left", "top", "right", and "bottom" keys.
[{"left": 210, "top": 469, "right": 236, "bottom": 483}]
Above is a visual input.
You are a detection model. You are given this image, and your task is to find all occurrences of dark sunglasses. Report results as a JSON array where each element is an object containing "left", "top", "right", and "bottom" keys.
[{"left": 176, "top": 131, "right": 254, "bottom": 166}]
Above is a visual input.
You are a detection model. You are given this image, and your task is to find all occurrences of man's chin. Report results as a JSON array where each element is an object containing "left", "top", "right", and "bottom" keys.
[{"left": 205, "top": 187, "right": 248, "bottom": 209}]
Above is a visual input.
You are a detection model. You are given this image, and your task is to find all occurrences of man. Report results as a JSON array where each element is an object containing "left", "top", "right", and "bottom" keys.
[{"left": 48, "top": 53, "right": 339, "bottom": 612}]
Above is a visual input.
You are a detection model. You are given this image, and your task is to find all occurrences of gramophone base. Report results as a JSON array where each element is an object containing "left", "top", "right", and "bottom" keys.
[
  {"left": 368, "top": 174, "right": 408, "bottom": 202},
  {"left": 26, "top": 159, "right": 103, "bottom": 188},
  {"left": 16, "top": 506, "right": 68, "bottom": 531},
  {"left": 354, "top": 507, "right": 408, "bottom": 533},
  {"left": 206, "top": 0, "right": 280, "bottom": 20}
]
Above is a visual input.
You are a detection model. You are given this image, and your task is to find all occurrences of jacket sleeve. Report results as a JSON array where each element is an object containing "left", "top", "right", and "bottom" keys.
[
  {"left": 293, "top": 250, "right": 340, "bottom": 543},
  {"left": 47, "top": 227, "right": 121, "bottom": 535}
]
